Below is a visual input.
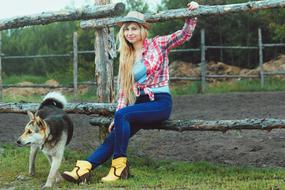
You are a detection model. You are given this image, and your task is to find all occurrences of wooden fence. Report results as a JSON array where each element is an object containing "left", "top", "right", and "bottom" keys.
[
  {"left": 0, "top": 0, "right": 285, "bottom": 134},
  {"left": 0, "top": 28, "right": 285, "bottom": 100}
]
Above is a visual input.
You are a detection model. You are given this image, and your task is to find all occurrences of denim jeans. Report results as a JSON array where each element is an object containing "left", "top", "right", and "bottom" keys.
[{"left": 86, "top": 93, "right": 172, "bottom": 168}]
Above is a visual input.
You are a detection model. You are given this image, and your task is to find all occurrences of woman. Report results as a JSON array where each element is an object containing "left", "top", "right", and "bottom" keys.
[{"left": 62, "top": 1, "right": 199, "bottom": 184}]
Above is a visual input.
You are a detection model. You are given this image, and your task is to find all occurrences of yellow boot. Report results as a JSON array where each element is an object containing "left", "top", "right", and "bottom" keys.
[
  {"left": 101, "top": 157, "right": 130, "bottom": 182},
  {"left": 62, "top": 160, "right": 92, "bottom": 184}
]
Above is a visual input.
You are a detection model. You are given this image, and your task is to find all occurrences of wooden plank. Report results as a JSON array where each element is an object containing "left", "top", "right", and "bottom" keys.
[
  {"left": 81, "top": 0, "right": 285, "bottom": 28},
  {"left": 200, "top": 29, "right": 206, "bottom": 93},
  {"left": 2, "top": 54, "right": 70, "bottom": 59},
  {"left": 258, "top": 28, "right": 264, "bottom": 88},
  {"left": 94, "top": 0, "right": 115, "bottom": 141},
  {"left": 0, "top": 2, "right": 125, "bottom": 31},
  {"left": 0, "top": 32, "right": 2, "bottom": 101},
  {"left": 73, "top": 32, "right": 78, "bottom": 98},
  {"left": 89, "top": 117, "right": 285, "bottom": 132},
  {"left": 206, "top": 46, "right": 258, "bottom": 50},
  {"left": 0, "top": 102, "right": 116, "bottom": 115},
  {"left": 94, "top": 1, "right": 114, "bottom": 103},
  {"left": 263, "top": 43, "right": 285, "bottom": 47},
  {"left": 2, "top": 102, "right": 285, "bottom": 132},
  {"left": 2, "top": 83, "right": 95, "bottom": 88}
]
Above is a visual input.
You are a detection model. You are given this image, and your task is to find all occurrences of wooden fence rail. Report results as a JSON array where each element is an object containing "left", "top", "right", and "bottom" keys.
[
  {"left": 81, "top": 0, "right": 285, "bottom": 29},
  {"left": 0, "top": 102, "right": 116, "bottom": 115},
  {"left": 1, "top": 102, "right": 285, "bottom": 132},
  {"left": 0, "top": 2, "right": 125, "bottom": 31},
  {"left": 89, "top": 117, "right": 285, "bottom": 132}
]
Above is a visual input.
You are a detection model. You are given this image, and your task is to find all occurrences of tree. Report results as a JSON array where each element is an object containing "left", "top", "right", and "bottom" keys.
[{"left": 149, "top": 0, "right": 285, "bottom": 68}]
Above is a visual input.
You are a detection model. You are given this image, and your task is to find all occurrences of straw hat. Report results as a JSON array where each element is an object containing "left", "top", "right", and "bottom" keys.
[{"left": 117, "top": 11, "right": 150, "bottom": 29}]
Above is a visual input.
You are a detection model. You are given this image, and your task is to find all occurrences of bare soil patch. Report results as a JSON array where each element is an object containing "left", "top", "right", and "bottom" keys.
[{"left": 1, "top": 91, "right": 285, "bottom": 168}]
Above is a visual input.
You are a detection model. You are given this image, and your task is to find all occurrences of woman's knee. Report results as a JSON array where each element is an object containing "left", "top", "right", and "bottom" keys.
[{"left": 114, "top": 109, "right": 128, "bottom": 123}]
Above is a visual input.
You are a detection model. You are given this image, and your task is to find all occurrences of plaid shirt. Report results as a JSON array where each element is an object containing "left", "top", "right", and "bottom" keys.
[{"left": 116, "top": 17, "right": 197, "bottom": 111}]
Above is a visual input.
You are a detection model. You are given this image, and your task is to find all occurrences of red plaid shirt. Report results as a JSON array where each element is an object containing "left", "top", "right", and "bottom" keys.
[{"left": 116, "top": 17, "right": 197, "bottom": 111}]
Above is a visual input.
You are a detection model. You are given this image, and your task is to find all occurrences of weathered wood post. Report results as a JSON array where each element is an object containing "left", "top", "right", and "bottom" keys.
[
  {"left": 258, "top": 28, "right": 264, "bottom": 88},
  {"left": 0, "top": 32, "right": 2, "bottom": 101},
  {"left": 200, "top": 29, "right": 206, "bottom": 93},
  {"left": 94, "top": 0, "right": 116, "bottom": 142},
  {"left": 73, "top": 32, "right": 78, "bottom": 98}
]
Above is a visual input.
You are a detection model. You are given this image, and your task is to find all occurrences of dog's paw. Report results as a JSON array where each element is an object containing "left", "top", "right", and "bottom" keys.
[
  {"left": 55, "top": 173, "right": 63, "bottom": 183},
  {"left": 41, "top": 183, "right": 52, "bottom": 190},
  {"left": 29, "top": 171, "right": 35, "bottom": 176}
]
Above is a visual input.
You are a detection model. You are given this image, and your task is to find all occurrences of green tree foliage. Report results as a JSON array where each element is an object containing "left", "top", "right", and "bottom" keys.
[
  {"left": 1, "top": 0, "right": 285, "bottom": 82},
  {"left": 2, "top": 21, "right": 95, "bottom": 83},
  {"left": 150, "top": 0, "right": 285, "bottom": 68}
]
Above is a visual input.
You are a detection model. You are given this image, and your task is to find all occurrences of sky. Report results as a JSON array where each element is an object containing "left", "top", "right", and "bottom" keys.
[{"left": 0, "top": 0, "right": 161, "bottom": 19}]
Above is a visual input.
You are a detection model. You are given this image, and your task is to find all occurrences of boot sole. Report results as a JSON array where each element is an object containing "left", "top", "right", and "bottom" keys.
[
  {"left": 61, "top": 173, "right": 79, "bottom": 183},
  {"left": 62, "top": 173, "right": 91, "bottom": 184}
]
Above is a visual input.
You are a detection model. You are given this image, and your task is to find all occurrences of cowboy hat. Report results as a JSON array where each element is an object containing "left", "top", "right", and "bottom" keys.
[{"left": 117, "top": 11, "right": 150, "bottom": 29}]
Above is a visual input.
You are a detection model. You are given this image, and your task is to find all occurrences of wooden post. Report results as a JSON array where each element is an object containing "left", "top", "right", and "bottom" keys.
[
  {"left": 258, "top": 28, "right": 264, "bottom": 88},
  {"left": 0, "top": 32, "right": 2, "bottom": 101},
  {"left": 73, "top": 32, "right": 78, "bottom": 98},
  {"left": 94, "top": 0, "right": 115, "bottom": 142},
  {"left": 200, "top": 29, "right": 206, "bottom": 93}
]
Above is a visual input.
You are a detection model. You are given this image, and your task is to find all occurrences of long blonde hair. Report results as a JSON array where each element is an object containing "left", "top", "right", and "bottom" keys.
[{"left": 117, "top": 22, "right": 148, "bottom": 105}]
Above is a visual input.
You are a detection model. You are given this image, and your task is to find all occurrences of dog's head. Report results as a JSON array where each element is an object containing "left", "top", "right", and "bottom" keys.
[{"left": 16, "top": 111, "right": 50, "bottom": 146}]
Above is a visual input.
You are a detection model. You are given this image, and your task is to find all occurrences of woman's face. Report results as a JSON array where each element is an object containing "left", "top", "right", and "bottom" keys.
[{"left": 123, "top": 22, "right": 143, "bottom": 45}]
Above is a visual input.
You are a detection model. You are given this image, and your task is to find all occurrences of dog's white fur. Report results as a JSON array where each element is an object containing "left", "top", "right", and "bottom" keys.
[
  {"left": 43, "top": 91, "right": 67, "bottom": 107},
  {"left": 17, "top": 92, "right": 73, "bottom": 189}
]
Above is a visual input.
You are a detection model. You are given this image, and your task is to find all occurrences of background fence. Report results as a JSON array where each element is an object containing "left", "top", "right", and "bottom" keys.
[{"left": 0, "top": 28, "right": 285, "bottom": 100}]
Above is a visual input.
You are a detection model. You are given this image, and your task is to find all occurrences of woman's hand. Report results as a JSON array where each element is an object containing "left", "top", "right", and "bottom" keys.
[
  {"left": 187, "top": 1, "right": 199, "bottom": 11},
  {"left": 108, "top": 120, "right": 114, "bottom": 133}
]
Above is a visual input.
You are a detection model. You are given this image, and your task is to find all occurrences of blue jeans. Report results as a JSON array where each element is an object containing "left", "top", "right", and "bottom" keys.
[{"left": 86, "top": 93, "right": 172, "bottom": 168}]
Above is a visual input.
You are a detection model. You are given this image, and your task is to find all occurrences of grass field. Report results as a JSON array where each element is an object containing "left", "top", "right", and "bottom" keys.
[
  {"left": 2, "top": 75, "right": 285, "bottom": 103},
  {"left": 0, "top": 144, "right": 285, "bottom": 190},
  {"left": 1, "top": 76, "right": 285, "bottom": 189},
  {"left": 171, "top": 78, "right": 285, "bottom": 95}
]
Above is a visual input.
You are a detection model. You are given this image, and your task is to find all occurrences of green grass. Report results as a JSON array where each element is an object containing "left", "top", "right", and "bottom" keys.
[
  {"left": 2, "top": 93, "right": 98, "bottom": 103},
  {"left": 2, "top": 75, "right": 285, "bottom": 102},
  {"left": 3, "top": 75, "right": 48, "bottom": 85},
  {"left": 2, "top": 75, "right": 98, "bottom": 102},
  {"left": 0, "top": 144, "right": 285, "bottom": 190},
  {"left": 171, "top": 78, "right": 285, "bottom": 95}
]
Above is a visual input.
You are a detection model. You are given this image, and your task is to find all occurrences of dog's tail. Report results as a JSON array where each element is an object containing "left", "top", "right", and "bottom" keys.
[{"left": 40, "top": 92, "right": 67, "bottom": 109}]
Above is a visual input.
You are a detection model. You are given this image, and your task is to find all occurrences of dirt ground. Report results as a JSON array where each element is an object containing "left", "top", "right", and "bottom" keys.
[{"left": 1, "top": 91, "right": 285, "bottom": 168}]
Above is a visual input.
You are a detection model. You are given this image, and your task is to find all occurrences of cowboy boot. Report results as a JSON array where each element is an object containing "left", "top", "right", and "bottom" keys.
[
  {"left": 62, "top": 160, "right": 92, "bottom": 184},
  {"left": 101, "top": 157, "right": 130, "bottom": 182}
]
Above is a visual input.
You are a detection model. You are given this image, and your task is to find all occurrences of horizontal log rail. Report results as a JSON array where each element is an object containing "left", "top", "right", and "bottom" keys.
[
  {"left": 0, "top": 2, "right": 125, "bottom": 31},
  {"left": 0, "top": 102, "right": 116, "bottom": 115},
  {"left": 1, "top": 102, "right": 285, "bottom": 132},
  {"left": 81, "top": 0, "right": 285, "bottom": 29},
  {"left": 89, "top": 117, "right": 285, "bottom": 132}
]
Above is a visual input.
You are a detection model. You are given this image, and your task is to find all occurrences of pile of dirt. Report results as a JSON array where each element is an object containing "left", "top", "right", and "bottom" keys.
[
  {"left": 169, "top": 54, "right": 285, "bottom": 80},
  {"left": 4, "top": 81, "right": 48, "bottom": 97},
  {"left": 3, "top": 79, "right": 90, "bottom": 97}
]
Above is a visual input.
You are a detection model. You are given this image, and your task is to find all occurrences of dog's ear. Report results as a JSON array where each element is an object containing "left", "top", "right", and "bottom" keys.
[
  {"left": 27, "top": 111, "right": 35, "bottom": 120},
  {"left": 35, "top": 116, "right": 45, "bottom": 129},
  {"left": 35, "top": 116, "right": 43, "bottom": 127}
]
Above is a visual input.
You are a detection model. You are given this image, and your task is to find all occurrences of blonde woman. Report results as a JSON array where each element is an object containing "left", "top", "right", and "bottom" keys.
[{"left": 62, "top": 1, "right": 199, "bottom": 184}]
